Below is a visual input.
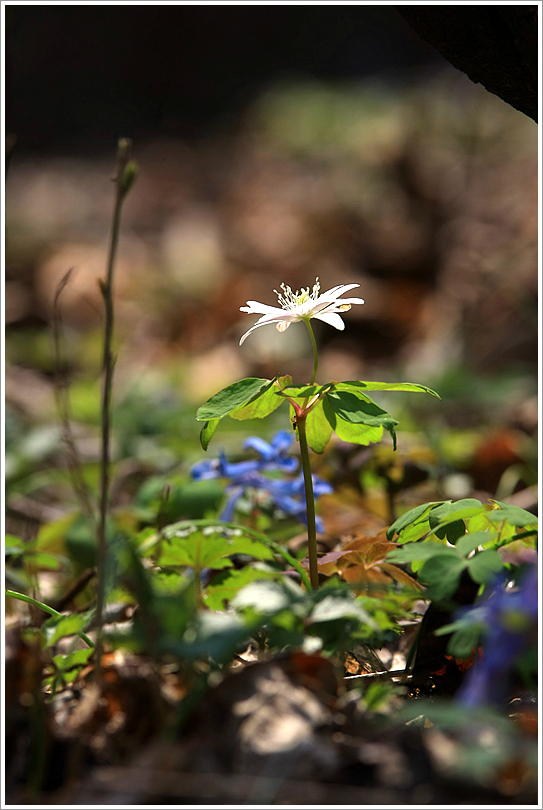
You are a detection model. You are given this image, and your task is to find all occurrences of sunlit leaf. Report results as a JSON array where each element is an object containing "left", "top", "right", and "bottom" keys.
[
  {"left": 43, "top": 609, "right": 95, "bottom": 648},
  {"left": 306, "top": 400, "right": 333, "bottom": 453},
  {"left": 200, "top": 418, "right": 219, "bottom": 450},
  {"left": 196, "top": 377, "right": 272, "bottom": 421},
  {"left": 335, "top": 381, "right": 440, "bottom": 397},
  {"left": 230, "top": 375, "right": 292, "bottom": 420}
]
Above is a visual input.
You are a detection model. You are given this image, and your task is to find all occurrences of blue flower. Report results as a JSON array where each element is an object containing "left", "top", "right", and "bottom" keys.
[
  {"left": 190, "top": 430, "right": 332, "bottom": 532},
  {"left": 455, "top": 564, "right": 538, "bottom": 707}
]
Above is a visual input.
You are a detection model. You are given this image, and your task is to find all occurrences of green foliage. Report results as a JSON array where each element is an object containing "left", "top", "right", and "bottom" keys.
[
  {"left": 197, "top": 376, "right": 439, "bottom": 452},
  {"left": 386, "top": 498, "right": 537, "bottom": 606}
]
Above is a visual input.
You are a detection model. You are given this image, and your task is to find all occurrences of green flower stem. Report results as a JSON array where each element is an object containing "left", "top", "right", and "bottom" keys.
[
  {"left": 304, "top": 318, "right": 319, "bottom": 386},
  {"left": 296, "top": 415, "right": 320, "bottom": 589},
  {"left": 4, "top": 590, "right": 95, "bottom": 648}
]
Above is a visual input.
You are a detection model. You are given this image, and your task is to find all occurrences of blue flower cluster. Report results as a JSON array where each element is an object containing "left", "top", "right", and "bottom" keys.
[
  {"left": 191, "top": 430, "right": 332, "bottom": 532},
  {"left": 456, "top": 564, "right": 538, "bottom": 707}
]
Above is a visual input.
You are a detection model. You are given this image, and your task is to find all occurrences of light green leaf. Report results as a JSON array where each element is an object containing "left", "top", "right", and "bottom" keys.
[
  {"left": 306, "top": 400, "right": 333, "bottom": 453},
  {"left": 323, "top": 396, "right": 384, "bottom": 446},
  {"left": 335, "top": 381, "right": 440, "bottom": 397},
  {"left": 196, "top": 377, "right": 272, "bottom": 421},
  {"left": 43, "top": 609, "right": 95, "bottom": 648},
  {"left": 53, "top": 647, "right": 94, "bottom": 673},
  {"left": 467, "top": 550, "right": 504, "bottom": 584},
  {"left": 230, "top": 375, "right": 292, "bottom": 420},
  {"left": 277, "top": 383, "right": 330, "bottom": 399},
  {"left": 200, "top": 419, "right": 219, "bottom": 451},
  {"left": 158, "top": 529, "right": 273, "bottom": 570}
]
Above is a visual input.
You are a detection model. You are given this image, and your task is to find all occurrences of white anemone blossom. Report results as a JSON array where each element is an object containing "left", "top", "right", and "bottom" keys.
[{"left": 239, "top": 279, "right": 365, "bottom": 345}]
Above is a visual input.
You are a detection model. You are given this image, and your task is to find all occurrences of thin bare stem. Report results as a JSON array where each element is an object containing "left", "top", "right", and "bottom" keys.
[
  {"left": 296, "top": 416, "right": 320, "bottom": 589},
  {"left": 53, "top": 268, "right": 97, "bottom": 524},
  {"left": 96, "top": 139, "right": 137, "bottom": 664}
]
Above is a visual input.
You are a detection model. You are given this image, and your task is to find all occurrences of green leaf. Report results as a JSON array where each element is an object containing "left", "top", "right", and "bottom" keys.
[
  {"left": 176, "top": 611, "right": 252, "bottom": 663},
  {"left": 428, "top": 499, "right": 482, "bottom": 529},
  {"left": 309, "top": 594, "right": 377, "bottom": 630},
  {"left": 386, "top": 541, "right": 456, "bottom": 564},
  {"left": 323, "top": 396, "right": 384, "bottom": 446},
  {"left": 43, "top": 609, "right": 95, "bottom": 648},
  {"left": 277, "top": 383, "right": 329, "bottom": 399},
  {"left": 306, "top": 400, "right": 333, "bottom": 453},
  {"left": 232, "top": 578, "right": 305, "bottom": 614},
  {"left": 455, "top": 531, "right": 493, "bottom": 557},
  {"left": 419, "top": 554, "right": 467, "bottom": 601},
  {"left": 230, "top": 375, "right": 292, "bottom": 420},
  {"left": 467, "top": 550, "right": 504, "bottom": 584},
  {"left": 386, "top": 502, "right": 444, "bottom": 542},
  {"left": 446, "top": 626, "right": 482, "bottom": 659},
  {"left": 200, "top": 419, "right": 219, "bottom": 451},
  {"left": 335, "top": 381, "right": 440, "bottom": 397},
  {"left": 159, "top": 527, "right": 273, "bottom": 570},
  {"left": 325, "top": 390, "right": 398, "bottom": 429},
  {"left": 203, "top": 567, "right": 279, "bottom": 611},
  {"left": 196, "top": 378, "right": 272, "bottom": 421},
  {"left": 53, "top": 647, "right": 93, "bottom": 673},
  {"left": 487, "top": 501, "right": 538, "bottom": 528}
]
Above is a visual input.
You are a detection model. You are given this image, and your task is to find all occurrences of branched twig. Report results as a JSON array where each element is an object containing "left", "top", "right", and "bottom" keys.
[{"left": 95, "top": 139, "right": 138, "bottom": 665}]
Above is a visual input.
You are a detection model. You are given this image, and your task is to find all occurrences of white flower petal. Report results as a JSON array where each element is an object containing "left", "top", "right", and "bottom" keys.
[
  {"left": 240, "top": 302, "right": 286, "bottom": 316},
  {"left": 239, "top": 313, "right": 297, "bottom": 345},
  {"left": 319, "top": 283, "right": 360, "bottom": 300},
  {"left": 313, "top": 312, "right": 346, "bottom": 330}
]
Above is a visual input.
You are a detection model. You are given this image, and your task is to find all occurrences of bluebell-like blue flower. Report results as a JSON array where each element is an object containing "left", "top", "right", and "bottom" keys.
[
  {"left": 455, "top": 564, "right": 538, "bottom": 707},
  {"left": 190, "top": 430, "right": 332, "bottom": 532}
]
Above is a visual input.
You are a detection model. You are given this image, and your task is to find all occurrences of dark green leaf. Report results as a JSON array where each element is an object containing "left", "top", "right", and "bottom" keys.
[
  {"left": 386, "top": 541, "right": 455, "bottom": 564},
  {"left": 428, "top": 499, "right": 482, "bottom": 530},
  {"left": 386, "top": 502, "right": 444, "bottom": 542},
  {"left": 467, "top": 550, "right": 504, "bottom": 584},
  {"left": 446, "top": 626, "right": 482, "bottom": 659},
  {"left": 419, "top": 554, "right": 467, "bottom": 601},
  {"left": 455, "top": 531, "right": 493, "bottom": 557},
  {"left": 196, "top": 378, "right": 271, "bottom": 421}
]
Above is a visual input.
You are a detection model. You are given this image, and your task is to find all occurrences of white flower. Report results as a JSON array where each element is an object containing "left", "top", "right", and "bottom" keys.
[{"left": 239, "top": 278, "right": 365, "bottom": 345}]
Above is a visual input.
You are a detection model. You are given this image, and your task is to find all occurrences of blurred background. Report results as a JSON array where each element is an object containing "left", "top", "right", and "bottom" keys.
[{"left": 5, "top": 5, "right": 538, "bottom": 544}]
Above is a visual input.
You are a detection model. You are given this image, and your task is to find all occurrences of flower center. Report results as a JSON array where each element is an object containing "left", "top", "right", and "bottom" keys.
[{"left": 275, "top": 278, "right": 320, "bottom": 312}]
